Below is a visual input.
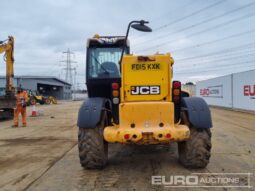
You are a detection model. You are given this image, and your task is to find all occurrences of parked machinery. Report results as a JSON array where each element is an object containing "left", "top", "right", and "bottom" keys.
[
  {"left": 27, "top": 90, "right": 57, "bottom": 105},
  {"left": 77, "top": 21, "right": 212, "bottom": 169},
  {"left": 0, "top": 36, "right": 16, "bottom": 119}
]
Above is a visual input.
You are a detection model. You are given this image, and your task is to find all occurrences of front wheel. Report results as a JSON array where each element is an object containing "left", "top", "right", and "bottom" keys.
[
  {"left": 178, "top": 127, "right": 211, "bottom": 168},
  {"left": 39, "top": 98, "right": 45, "bottom": 105},
  {"left": 45, "top": 98, "right": 51, "bottom": 104},
  {"left": 78, "top": 112, "right": 108, "bottom": 169}
]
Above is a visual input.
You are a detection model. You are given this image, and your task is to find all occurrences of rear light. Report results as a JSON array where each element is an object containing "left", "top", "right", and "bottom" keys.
[
  {"left": 112, "top": 98, "right": 119, "bottom": 104},
  {"left": 173, "top": 96, "right": 180, "bottom": 102},
  {"left": 173, "top": 89, "right": 180, "bottom": 96},
  {"left": 112, "top": 83, "right": 120, "bottom": 104},
  {"left": 112, "top": 90, "right": 119, "bottom": 97},
  {"left": 112, "top": 83, "right": 119, "bottom": 89},
  {"left": 172, "top": 81, "right": 182, "bottom": 123},
  {"left": 173, "top": 81, "right": 181, "bottom": 89},
  {"left": 172, "top": 81, "right": 181, "bottom": 104},
  {"left": 166, "top": 133, "right": 171, "bottom": 139},
  {"left": 124, "top": 134, "right": 130, "bottom": 140}
]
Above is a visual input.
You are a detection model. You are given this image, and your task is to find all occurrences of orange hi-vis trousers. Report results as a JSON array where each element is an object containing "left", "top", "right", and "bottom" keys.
[
  {"left": 14, "top": 91, "right": 28, "bottom": 126},
  {"left": 14, "top": 106, "right": 27, "bottom": 126}
]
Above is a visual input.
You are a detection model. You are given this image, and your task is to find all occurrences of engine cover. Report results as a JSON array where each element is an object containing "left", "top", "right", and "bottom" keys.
[{"left": 121, "top": 54, "right": 174, "bottom": 102}]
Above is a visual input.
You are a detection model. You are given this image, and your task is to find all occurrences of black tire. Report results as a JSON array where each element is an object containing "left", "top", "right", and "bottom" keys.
[
  {"left": 78, "top": 112, "right": 108, "bottom": 169},
  {"left": 178, "top": 127, "right": 211, "bottom": 169},
  {"left": 45, "top": 98, "right": 51, "bottom": 105},
  {"left": 39, "top": 100, "right": 45, "bottom": 105},
  {"left": 1, "top": 109, "right": 14, "bottom": 120}
]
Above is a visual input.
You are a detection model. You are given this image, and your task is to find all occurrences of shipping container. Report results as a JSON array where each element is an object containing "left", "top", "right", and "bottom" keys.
[
  {"left": 233, "top": 70, "right": 255, "bottom": 111},
  {"left": 196, "top": 69, "right": 255, "bottom": 111}
]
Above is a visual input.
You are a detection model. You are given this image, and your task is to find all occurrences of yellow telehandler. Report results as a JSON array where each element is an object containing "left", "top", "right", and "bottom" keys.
[{"left": 77, "top": 21, "right": 212, "bottom": 169}]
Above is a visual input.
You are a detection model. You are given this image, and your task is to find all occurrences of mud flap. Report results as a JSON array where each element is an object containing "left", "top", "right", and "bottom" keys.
[
  {"left": 77, "top": 97, "right": 111, "bottom": 128},
  {"left": 181, "top": 97, "right": 212, "bottom": 128}
]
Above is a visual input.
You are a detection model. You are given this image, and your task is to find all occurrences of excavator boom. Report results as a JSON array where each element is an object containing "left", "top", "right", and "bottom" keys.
[
  {"left": 0, "top": 36, "right": 16, "bottom": 119},
  {"left": 0, "top": 36, "right": 15, "bottom": 95}
]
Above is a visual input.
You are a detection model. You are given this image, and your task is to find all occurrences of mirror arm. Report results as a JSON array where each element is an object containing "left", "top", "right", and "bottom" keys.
[{"left": 119, "top": 20, "right": 147, "bottom": 71}]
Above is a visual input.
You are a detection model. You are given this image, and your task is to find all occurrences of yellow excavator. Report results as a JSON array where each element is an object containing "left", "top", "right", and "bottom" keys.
[{"left": 0, "top": 36, "right": 16, "bottom": 119}]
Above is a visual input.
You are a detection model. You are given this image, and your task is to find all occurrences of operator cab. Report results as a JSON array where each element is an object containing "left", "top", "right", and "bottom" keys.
[
  {"left": 87, "top": 47, "right": 121, "bottom": 79},
  {"left": 86, "top": 35, "right": 130, "bottom": 123},
  {"left": 86, "top": 35, "right": 129, "bottom": 97}
]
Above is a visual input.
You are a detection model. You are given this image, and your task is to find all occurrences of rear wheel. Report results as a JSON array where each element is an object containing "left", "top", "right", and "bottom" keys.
[
  {"left": 178, "top": 128, "right": 211, "bottom": 168},
  {"left": 52, "top": 97, "right": 57, "bottom": 104},
  {"left": 1, "top": 109, "right": 14, "bottom": 119},
  {"left": 39, "top": 98, "right": 45, "bottom": 105},
  {"left": 46, "top": 98, "right": 51, "bottom": 104},
  {"left": 178, "top": 112, "right": 212, "bottom": 168},
  {"left": 78, "top": 111, "right": 108, "bottom": 169},
  {"left": 46, "top": 96, "right": 57, "bottom": 104}
]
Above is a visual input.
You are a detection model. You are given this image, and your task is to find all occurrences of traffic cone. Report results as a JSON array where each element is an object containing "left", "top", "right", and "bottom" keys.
[{"left": 31, "top": 105, "right": 38, "bottom": 117}]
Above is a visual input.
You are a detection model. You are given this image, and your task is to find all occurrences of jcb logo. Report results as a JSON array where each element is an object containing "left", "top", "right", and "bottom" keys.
[{"left": 131, "top": 86, "right": 160, "bottom": 95}]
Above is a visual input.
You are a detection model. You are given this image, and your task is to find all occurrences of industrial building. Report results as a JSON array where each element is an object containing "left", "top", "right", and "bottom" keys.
[
  {"left": 0, "top": 76, "right": 72, "bottom": 100},
  {"left": 196, "top": 69, "right": 255, "bottom": 111}
]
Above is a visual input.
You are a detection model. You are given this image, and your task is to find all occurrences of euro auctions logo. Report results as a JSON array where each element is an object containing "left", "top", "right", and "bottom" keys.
[
  {"left": 200, "top": 88, "right": 209, "bottom": 96},
  {"left": 151, "top": 173, "right": 252, "bottom": 188},
  {"left": 200, "top": 86, "right": 223, "bottom": 98},
  {"left": 244, "top": 85, "right": 255, "bottom": 99}
]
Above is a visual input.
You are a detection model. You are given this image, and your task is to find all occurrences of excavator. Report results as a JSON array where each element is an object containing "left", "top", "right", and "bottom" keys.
[{"left": 0, "top": 36, "right": 16, "bottom": 119}]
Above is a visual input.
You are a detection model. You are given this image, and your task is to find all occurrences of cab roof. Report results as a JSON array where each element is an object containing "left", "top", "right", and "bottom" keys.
[{"left": 87, "top": 35, "right": 130, "bottom": 48}]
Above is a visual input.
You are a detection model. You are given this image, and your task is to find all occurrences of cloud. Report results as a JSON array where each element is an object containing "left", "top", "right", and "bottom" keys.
[{"left": 1, "top": 0, "right": 255, "bottom": 89}]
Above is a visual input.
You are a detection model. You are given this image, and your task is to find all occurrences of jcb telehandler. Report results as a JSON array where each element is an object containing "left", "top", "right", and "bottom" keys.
[{"left": 78, "top": 21, "right": 212, "bottom": 169}]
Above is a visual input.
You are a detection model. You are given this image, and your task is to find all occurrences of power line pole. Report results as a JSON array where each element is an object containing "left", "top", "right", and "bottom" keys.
[
  {"left": 73, "top": 68, "right": 77, "bottom": 100},
  {"left": 61, "top": 48, "right": 77, "bottom": 86}
]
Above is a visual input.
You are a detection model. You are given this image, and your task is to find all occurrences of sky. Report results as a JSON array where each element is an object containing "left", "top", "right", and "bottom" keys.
[{"left": 0, "top": 0, "right": 255, "bottom": 89}]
